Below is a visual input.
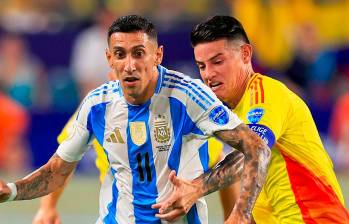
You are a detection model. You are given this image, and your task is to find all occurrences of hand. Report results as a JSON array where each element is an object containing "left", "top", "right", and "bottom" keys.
[
  {"left": 0, "top": 180, "right": 11, "bottom": 203},
  {"left": 32, "top": 206, "right": 61, "bottom": 224},
  {"left": 152, "top": 171, "right": 202, "bottom": 222}
]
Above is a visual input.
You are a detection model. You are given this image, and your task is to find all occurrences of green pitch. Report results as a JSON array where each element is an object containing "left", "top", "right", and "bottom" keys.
[{"left": 0, "top": 174, "right": 348, "bottom": 224}]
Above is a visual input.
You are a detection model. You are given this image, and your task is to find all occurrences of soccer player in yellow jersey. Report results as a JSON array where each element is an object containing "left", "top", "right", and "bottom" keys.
[{"left": 156, "top": 16, "right": 349, "bottom": 223}]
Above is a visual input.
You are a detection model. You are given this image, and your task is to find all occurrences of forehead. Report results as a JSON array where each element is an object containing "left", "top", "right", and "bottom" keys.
[
  {"left": 109, "top": 31, "right": 152, "bottom": 48},
  {"left": 194, "top": 39, "right": 231, "bottom": 61}
]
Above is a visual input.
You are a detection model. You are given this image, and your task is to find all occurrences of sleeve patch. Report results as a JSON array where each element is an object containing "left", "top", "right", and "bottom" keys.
[
  {"left": 209, "top": 105, "right": 229, "bottom": 125},
  {"left": 247, "top": 108, "right": 264, "bottom": 124},
  {"left": 248, "top": 124, "right": 275, "bottom": 148}
]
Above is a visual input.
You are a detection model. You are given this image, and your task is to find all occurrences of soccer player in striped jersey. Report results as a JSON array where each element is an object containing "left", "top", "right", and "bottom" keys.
[
  {"left": 0, "top": 15, "right": 271, "bottom": 224},
  {"left": 156, "top": 15, "right": 349, "bottom": 223},
  {"left": 32, "top": 99, "right": 225, "bottom": 224}
]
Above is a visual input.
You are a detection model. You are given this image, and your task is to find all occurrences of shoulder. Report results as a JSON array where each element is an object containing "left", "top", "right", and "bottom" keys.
[
  {"left": 246, "top": 73, "right": 292, "bottom": 104},
  {"left": 161, "top": 68, "right": 217, "bottom": 108},
  {"left": 79, "top": 80, "right": 121, "bottom": 112}
]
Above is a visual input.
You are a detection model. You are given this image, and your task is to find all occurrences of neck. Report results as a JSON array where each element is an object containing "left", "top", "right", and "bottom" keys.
[{"left": 227, "top": 69, "right": 254, "bottom": 109}]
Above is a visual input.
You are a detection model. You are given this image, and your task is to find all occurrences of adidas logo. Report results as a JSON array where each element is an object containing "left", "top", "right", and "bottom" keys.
[{"left": 106, "top": 128, "right": 125, "bottom": 143}]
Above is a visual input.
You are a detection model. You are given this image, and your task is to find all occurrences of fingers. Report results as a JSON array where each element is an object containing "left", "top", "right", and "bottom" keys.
[
  {"left": 158, "top": 196, "right": 177, "bottom": 214},
  {"left": 155, "top": 207, "right": 186, "bottom": 222},
  {"left": 168, "top": 170, "right": 177, "bottom": 184},
  {"left": 151, "top": 202, "right": 163, "bottom": 209},
  {"left": 0, "top": 181, "right": 10, "bottom": 202}
]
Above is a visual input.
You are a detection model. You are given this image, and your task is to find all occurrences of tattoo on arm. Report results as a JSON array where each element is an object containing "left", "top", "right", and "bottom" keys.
[
  {"left": 195, "top": 124, "right": 270, "bottom": 219},
  {"left": 15, "top": 154, "right": 77, "bottom": 200},
  {"left": 194, "top": 150, "right": 244, "bottom": 196}
]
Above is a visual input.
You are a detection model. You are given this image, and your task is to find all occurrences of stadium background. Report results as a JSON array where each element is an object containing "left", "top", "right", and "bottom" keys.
[{"left": 0, "top": 0, "right": 348, "bottom": 223}]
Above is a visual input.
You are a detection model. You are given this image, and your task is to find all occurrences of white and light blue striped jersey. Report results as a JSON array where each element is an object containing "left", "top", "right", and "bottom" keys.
[{"left": 57, "top": 65, "right": 242, "bottom": 224}]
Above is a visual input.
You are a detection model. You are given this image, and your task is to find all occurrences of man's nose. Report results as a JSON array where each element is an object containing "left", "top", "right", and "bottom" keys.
[
  {"left": 124, "top": 56, "right": 136, "bottom": 73},
  {"left": 203, "top": 65, "right": 215, "bottom": 80}
]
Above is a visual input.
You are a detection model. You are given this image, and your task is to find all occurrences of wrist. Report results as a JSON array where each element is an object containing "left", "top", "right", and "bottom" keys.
[
  {"left": 5, "top": 183, "right": 17, "bottom": 202},
  {"left": 191, "top": 179, "right": 205, "bottom": 198}
]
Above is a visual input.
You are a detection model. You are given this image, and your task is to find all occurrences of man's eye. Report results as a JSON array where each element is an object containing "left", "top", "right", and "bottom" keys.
[
  {"left": 114, "top": 51, "right": 125, "bottom": 58},
  {"left": 134, "top": 50, "right": 144, "bottom": 57},
  {"left": 197, "top": 64, "right": 205, "bottom": 70},
  {"left": 213, "top": 60, "right": 222, "bottom": 65}
]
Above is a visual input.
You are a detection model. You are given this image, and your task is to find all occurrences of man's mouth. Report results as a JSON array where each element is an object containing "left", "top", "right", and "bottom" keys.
[
  {"left": 123, "top": 76, "right": 140, "bottom": 87},
  {"left": 209, "top": 81, "right": 222, "bottom": 91},
  {"left": 124, "top": 76, "right": 140, "bottom": 83}
]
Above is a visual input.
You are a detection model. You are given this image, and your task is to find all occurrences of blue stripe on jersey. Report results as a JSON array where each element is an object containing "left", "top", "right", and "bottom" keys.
[
  {"left": 103, "top": 168, "right": 118, "bottom": 224},
  {"left": 163, "top": 83, "right": 208, "bottom": 110},
  {"left": 187, "top": 204, "right": 201, "bottom": 224},
  {"left": 163, "top": 77, "right": 212, "bottom": 107},
  {"left": 89, "top": 87, "right": 120, "bottom": 98},
  {"left": 168, "top": 97, "right": 198, "bottom": 173},
  {"left": 126, "top": 101, "right": 160, "bottom": 224},
  {"left": 87, "top": 102, "right": 109, "bottom": 145},
  {"left": 164, "top": 72, "right": 215, "bottom": 103},
  {"left": 198, "top": 141, "right": 209, "bottom": 172}
]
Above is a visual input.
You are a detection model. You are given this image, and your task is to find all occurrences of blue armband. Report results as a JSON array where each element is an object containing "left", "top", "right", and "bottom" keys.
[{"left": 248, "top": 124, "right": 275, "bottom": 149}]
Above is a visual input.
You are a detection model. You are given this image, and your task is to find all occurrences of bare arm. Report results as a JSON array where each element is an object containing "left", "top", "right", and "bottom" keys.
[
  {"left": 154, "top": 123, "right": 270, "bottom": 223},
  {"left": 0, "top": 153, "right": 77, "bottom": 202},
  {"left": 32, "top": 171, "right": 74, "bottom": 224},
  {"left": 38, "top": 171, "right": 74, "bottom": 207},
  {"left": 199, "top": 123, "right": 271, "bottom": 220}
]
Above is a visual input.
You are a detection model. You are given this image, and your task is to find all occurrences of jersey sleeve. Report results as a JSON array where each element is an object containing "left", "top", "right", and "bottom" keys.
[
  {"left": 56, "top": 97, "right": 94, "bottom": 162},
  {"left": 244, "top": 77, "right": 290, "bottom": 148},
  {"left": 185, "top": 79, "right": 242, "bottom": 136}
]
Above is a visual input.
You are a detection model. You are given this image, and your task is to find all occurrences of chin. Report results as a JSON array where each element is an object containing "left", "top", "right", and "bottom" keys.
[{"left": 215, "top": 91, "right": 227, "bottom": 101}]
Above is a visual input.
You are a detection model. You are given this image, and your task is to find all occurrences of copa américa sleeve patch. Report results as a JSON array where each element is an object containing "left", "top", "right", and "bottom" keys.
[
  {"left": 209, "top": 105, "right": 229, "bottom": 125},
  {"left": 248, "top": 124, "right": 275, "bottom": 148},
  {"left": 247, "top": 108, "right": 264, "bottom": 124}
]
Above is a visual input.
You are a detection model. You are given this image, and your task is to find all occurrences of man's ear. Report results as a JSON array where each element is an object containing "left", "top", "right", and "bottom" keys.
[
  {"left": 155, "top": 45, "right": 164, "bottom": 65},
  {"left": 105, "top": 48, "right": 113, "bottom": 68},
  {"left": 241, "top": 44, "right": 252, "bottom": 64}
]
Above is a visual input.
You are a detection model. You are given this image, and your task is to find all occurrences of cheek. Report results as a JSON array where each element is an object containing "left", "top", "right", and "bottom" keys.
[{"left": 114, "top": 61, "right": 125, "bottom": 72}]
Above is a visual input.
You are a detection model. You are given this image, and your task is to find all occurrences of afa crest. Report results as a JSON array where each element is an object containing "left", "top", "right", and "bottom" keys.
[
  {"left": 130, "top": 122, "right": 147, "bottom": 146},
  {"left": 154, "top": 115, "right": 170, "bottom": 143}
]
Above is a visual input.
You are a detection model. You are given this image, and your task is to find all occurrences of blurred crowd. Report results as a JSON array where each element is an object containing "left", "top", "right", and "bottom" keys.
[{"left": 0, "top": 0, "right": 349, "bottom": 173}]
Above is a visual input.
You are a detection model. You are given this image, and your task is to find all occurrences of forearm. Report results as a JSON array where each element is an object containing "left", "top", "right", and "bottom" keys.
[
  {"left": 215, "top": 124, "right": 271, "bottom": 218},
  {"left": 235, "top": 141, "right": 270, "bottom": 218},
  {"left": 193, "top": 150, "right": 244, "bottom": 197},
  {"left": 14, "top": 154, "right": 77, "bottom": 201},
  {"left": 39, "top": 171, "right": 74, "bottom": 207}
]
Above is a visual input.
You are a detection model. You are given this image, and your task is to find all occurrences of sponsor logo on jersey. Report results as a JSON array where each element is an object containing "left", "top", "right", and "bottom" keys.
[
  {"left": 130, "top": 122, "right": 147, "bottom": 146},
  {"left": 154, "top": 114, "right": 170, "bottom": 143},
  {"left": 106, "top": 128, "right": 125, "bottom": 144},
  {"left": 209, "top": 106, "right": 229, "bottom": 125},
  {"left": 247, "top": 108, "right": 264, "bottom": 124}
]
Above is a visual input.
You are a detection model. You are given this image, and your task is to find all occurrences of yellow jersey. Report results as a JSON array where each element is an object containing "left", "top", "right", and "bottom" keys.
[{"left": 232, "top": 73, "right": 348, "bottom": 223}]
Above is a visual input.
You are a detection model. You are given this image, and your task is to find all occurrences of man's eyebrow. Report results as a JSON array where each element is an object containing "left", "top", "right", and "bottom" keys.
[
  {"left": 196, "top": 53, "right": 223, "bottom": 64},
  {"left": 112, "top": 45, "right": 146, "bottom": 51},
  {"left": 132, "top": 45, "right": 146, "bottom": 49}
]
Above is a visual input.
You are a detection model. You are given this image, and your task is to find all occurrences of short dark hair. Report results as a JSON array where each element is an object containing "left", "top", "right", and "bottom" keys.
[
  {"left": 108, "top": 15, "right": 157, "bottom": 43},
  {"left": 191, "top": 15, "right": 250, "bottom": 47}
]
